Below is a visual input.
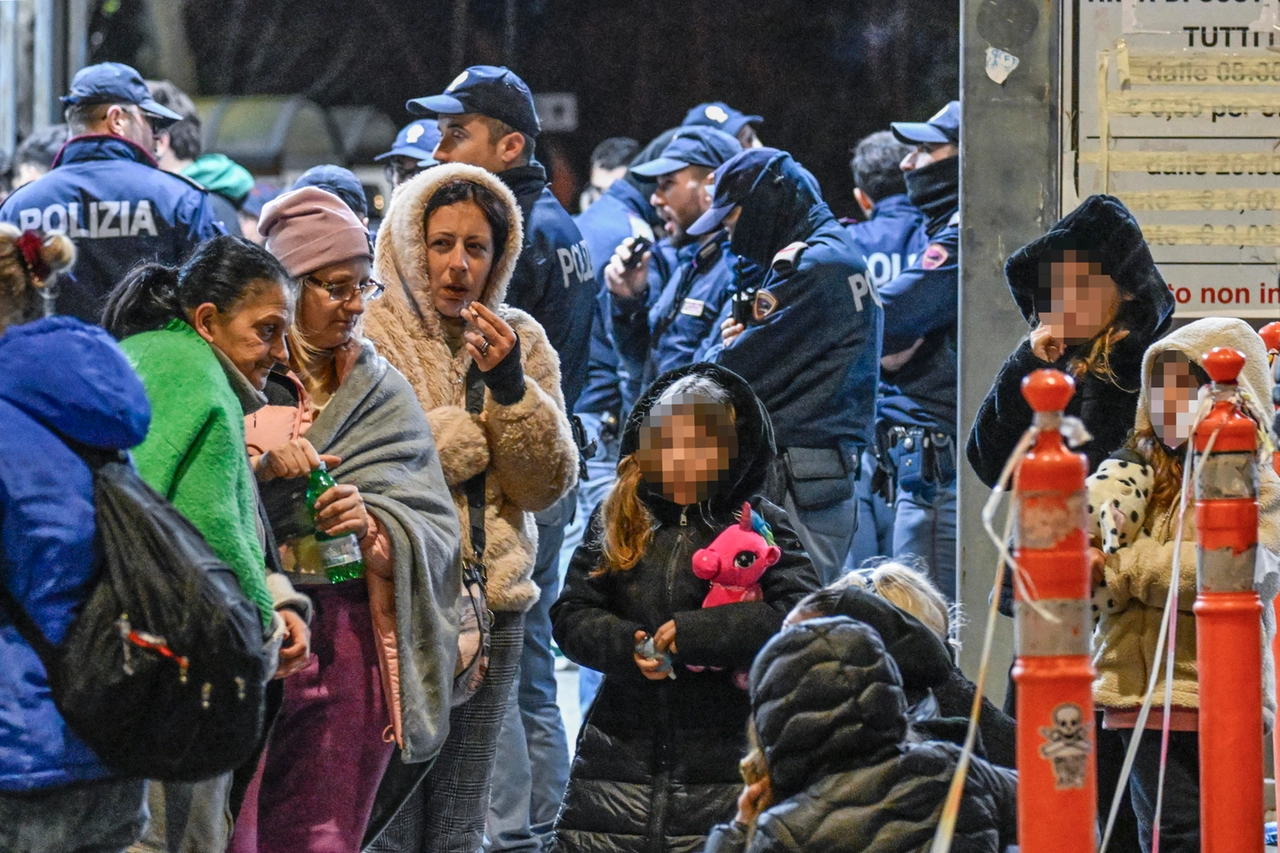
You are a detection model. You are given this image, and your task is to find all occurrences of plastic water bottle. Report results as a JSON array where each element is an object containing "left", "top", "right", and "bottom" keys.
[{"left": 306, "top": 462, "right": 365, "bottom": 583}]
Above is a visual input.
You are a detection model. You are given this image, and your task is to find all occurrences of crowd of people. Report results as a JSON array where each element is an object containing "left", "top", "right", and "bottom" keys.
[{"left": 0, "top": 56, "right": 1275, "bottom": 853}]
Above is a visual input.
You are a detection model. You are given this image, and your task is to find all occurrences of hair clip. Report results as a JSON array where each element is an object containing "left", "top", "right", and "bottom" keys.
[{"left": 14, "top": 230, "right": 52, "bottom": 286}]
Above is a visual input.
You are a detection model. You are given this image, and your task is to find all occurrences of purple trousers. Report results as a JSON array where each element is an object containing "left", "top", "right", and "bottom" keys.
[{"left": 230, "top": 580, "right": 396, "bottom": 853}]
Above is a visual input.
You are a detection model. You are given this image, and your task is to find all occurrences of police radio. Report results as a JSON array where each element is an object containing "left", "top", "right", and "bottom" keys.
[{"left": 731, "top": 285, "right": 757, "bottom": 327}]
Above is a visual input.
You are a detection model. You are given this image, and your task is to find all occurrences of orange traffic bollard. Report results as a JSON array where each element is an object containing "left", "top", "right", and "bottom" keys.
[
  {"left": 1194, "top": 347, "right": 1264, "bottom": 853},
  {"left": 1011, "top": 369, "right": 1096, "bottom": 853}
]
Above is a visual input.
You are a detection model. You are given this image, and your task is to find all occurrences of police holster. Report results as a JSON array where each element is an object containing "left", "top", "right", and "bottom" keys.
[
  {"left": 570, "top": 414, "right": 598, "bottom": 482},
  {"left": 782, "top": 446, "right": 853, "bottom": 511}
]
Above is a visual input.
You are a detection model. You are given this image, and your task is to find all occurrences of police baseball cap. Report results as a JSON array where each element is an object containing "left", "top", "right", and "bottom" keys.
[
  {"left": 61, "top": 62, "right": 183, "bottom": 126},
  {"left": 406, "top": 66, "right": 541, "bottom": 138},
  {"left": 891, "top": 100, "right": 960, "bottom": 145},
  {"left": 294, "top": 165, "right": 368, "bottom": 220},
  {"left": 682, "top": 102, "right": 763, "bottom": 138},
  {"left": 376, "top": 119, "right": 441, "bottom": 164},
  {"left": 687, "top": 147, "right": 782, "bottom": 237},
  {"left": 630, "top": 127, "right": 743, "bottom": 179}
]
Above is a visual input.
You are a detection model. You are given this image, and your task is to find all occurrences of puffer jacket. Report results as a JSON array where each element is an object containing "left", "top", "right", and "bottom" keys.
[
  {"left": 1093, "top": 317, "right": 1280, "bottom": 731},
  {"left": 0, "top": 317, "right": 150, "bottom": 791},
  {"left": 550, "top": 363, "right": 820, "bottom": 853},
  {"left": 364, "top": 162, "right": 578, "bottom": 614},
  {"left": 966, "top": 194, "right": 1176, "bottom": 489},
  {"left": 705, "top": 618, "right": 1018, "bottom": 853}
]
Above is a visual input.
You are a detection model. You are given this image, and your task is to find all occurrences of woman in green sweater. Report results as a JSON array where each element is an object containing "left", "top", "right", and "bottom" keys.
[{"left": 101, "top": 235, "right": 325, "bottom": 853}]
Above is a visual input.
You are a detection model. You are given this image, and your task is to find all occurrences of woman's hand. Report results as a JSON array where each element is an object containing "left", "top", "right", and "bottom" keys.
[
  {"left": 255, "top": 438, "right": 341, "bottom": 482},
  {"left": 462, "top": 302, "right": 517, "bottom": 371},
  {"left": 314, "top": 483, "right": 370, "bottom": 540},
  {"left": 653, "top": 620, "right": 678, "bottom": 656},
  {"left": 1030, "top": 323, "right": 1065, "bottom": 363},
  {"left": 634, "top": 630, "right": 671, "bottom": 681},
  {"left": 721, "top": 316, "right": 745, "bottom": 349},
  {"left": 734, "top": 779, "right": 772, "bottom": 827},
  {"left": 273, "top": 609, "right": 311, "bottom": 680}
]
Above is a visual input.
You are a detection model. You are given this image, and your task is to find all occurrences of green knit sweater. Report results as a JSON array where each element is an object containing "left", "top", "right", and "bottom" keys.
[{"left": 120, "top": 319, "right": 274, "bottom": 626}]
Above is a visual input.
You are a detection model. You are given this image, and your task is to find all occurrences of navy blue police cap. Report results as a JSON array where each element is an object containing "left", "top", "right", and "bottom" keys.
[
  {"left": 630, "top": 127, "right": 743, "bottom": 179},
  {"left": 407, "top": 66, "right": 541, "bottom": 138},
  {"left": 376, "top": 119, "right": 441, "bottom": 164},
  {"left": 681, "top": 102, "right": 763, "bottom": 138},
  {"left": 891, "top": 100, "right": 960, "bottom": 146},
  {"left": 294, "top": 165, "right": 368, "bottom": 220},
  {"left": 687, "top": 147, "right": 783, "bottom": 237},
  {"left": 61, "top": 62, "right": 183, "bottom": 126}
]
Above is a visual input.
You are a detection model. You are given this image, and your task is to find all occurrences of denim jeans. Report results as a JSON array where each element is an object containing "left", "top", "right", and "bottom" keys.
[
  {"left": 129, "top": 775, "right": 232, "bottom": 853},
  {"left": 783, "top": 467, "right": 860, "bottom": 585},
  {"left": 846, "top": 447, "right": 895, "bottom": 573},
  {"left": 0, "top": 777, "right": 148, "bottom": 853},
  {"left": 1116, "top": 728, "right": 1200, "bottom": 853},
  {"left": 486, "top": 490, "right": 576, "bottom": 852},
  {"left": 557, "top": 413, "right": 620, "bottom": 717},
  {"left": 889, "top": 439, "right": 958, "bottom": 602}
]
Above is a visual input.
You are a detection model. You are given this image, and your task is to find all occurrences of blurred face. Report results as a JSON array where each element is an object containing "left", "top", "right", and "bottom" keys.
[
  {"left": 297, "top": 257, "right": 374, "bottom": 350},
  {"left": 1150, "top": 352, "right": 1203, "bottom": 449},
  {"left": 651, "top": 165, "right": 714, "bottom": 243},
  {"left": 425, "top": 200, "right": 496, "bottom": 318},
  {"left": 434, "top": 114, "right": 522, "bottom": 174},
  {"left": 900, "top": 141, "right": 958, "bottom": 172},
  {"left": 1038, "top": 250, "right": 1121, "bottom": 344},
  {"left": 191, "top": 279, "right": 291, "bottom": 391},
  {"left": 384, "top": 155, "right": 423, "bottom": 188},
  {"left": 636, "top": 396, "right": 738, "bottom": 506},
  {"left": 736, "top": 125, "right": 763, "bottom": 149}
]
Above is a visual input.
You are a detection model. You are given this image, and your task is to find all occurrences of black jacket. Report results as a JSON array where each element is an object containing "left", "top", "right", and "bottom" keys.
[
  {"left": 706, "top": 618, "right": 1018, "bottom": 853},
  {"left": 550, "top": 363, "right": 820, "bottom": 853},
  {"left": 966, "top": 194, "right": 1176, "bottom": 488},
  {"left": 499, "top": 162, "right": 597, "bottom": 411}
]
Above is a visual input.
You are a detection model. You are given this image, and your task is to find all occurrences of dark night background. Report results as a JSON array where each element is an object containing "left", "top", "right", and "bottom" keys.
[{"left": 90, "top": 0, "right": 959, "bottom": 220}]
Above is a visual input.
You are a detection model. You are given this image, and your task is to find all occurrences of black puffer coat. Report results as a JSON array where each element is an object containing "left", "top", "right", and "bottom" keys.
[
  {"left": 550, "top": 363, "right": 820, "bottom": 853},
  {"left": 966, "top": 194, "right": 1175, "bottom": 489},
  {"left": 705, "top": 618, "right": 1018, "bottom": 853}
]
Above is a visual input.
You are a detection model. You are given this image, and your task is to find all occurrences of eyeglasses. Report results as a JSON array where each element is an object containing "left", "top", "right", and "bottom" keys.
[{"left": 304, "top": 275, "right": 385, "bottom": 303}]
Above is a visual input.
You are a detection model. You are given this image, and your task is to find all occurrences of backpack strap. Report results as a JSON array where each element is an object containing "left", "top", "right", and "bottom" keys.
[
  {"left": 463, "top": 363, "right": 488, "bottom": 569},
  {"left": 0, "top": 559, "right": 61, "bottom": 674}
]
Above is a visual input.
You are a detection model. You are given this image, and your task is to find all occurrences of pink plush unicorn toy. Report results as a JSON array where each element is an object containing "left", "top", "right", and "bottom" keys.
[{"left": 691, "top": 502, "right": 782, "bottom": 608}]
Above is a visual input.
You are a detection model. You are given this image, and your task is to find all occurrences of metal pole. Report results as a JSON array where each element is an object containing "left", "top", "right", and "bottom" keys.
[
  {"left": 956, "top": 0, "right": 1064, "bottom": 701},
  {"left": 32, "top": 0, "right": 55, "bottom": 129},
  {"left": 65, "top": 0, "right": 87, "bottom": 83},
  {"left": 0, "top": 1, "right": 19, "bottom": 156}
]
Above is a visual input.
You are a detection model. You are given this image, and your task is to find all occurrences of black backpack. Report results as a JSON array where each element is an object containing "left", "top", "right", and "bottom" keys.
[{"left": 0, "top": 446, "right": 271, "bottom": 782}]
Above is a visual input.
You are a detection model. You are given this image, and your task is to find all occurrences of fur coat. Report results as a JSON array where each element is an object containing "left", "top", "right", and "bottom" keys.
[{"left": 363, "top": 163, "right": 578, "bottom": 614}]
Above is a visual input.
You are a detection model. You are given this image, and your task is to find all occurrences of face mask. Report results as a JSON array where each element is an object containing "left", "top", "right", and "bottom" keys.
[{"left": 904, "top": 156, "right": 959, "bottom": 224}]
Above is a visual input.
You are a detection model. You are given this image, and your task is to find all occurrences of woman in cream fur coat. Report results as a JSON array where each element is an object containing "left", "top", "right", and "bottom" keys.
[{"left": 363, "top": 163, "right": 577, "bottom": 853}]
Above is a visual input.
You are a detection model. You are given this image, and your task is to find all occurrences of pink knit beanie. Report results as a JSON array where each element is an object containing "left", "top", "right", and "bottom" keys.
[{"left": 258, "top": 186, "right": 371, "bottom": 277}]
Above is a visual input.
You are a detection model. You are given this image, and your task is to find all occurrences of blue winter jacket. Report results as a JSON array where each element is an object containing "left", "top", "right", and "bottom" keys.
[
  {"left": 716, "top": 152, "right": 883, "bottom": 453},
  {"left": 0, "top": 135, "right": 223, "bottom": 324},
  {"left": 845, "top": 194, "right": 927, "bottom": 288},
  {"left": 498, "top": 162, "right": 597, "bottom": 412},
  {"left": 0, "top": 317, "right": 151, "bottom": 791}
]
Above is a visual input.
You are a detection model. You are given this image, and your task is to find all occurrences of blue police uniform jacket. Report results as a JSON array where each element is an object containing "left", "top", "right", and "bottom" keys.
[
  {"left": 715, "top": 155, "right": 883, "bottom": 454},
  {"left": 573, "top": 179, "right": 662, "bottom": 419},
  {"left": 845, "top": 193, "right": 927, "bottom": 289},
  {"left": 0, "top": 135, "right": 223, "bottom": 323},
  {"left": 0, "top": 317, "right": 150, "bottom": 791},
  {"left": 876, "top": 207, "right": 960, "bottom": 437},
  {"left": 498, "top": 162, "right": 597, "bottom": 412}
]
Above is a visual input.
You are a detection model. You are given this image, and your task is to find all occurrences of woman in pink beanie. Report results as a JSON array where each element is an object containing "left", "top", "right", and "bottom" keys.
[{"left": 231, "top": 187, "right": 461, "bottom": 853}]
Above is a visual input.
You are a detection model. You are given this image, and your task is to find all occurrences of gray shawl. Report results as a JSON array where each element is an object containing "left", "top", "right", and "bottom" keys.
[{"left": 259, "top": 340, "right": 461, "bottom": 765}]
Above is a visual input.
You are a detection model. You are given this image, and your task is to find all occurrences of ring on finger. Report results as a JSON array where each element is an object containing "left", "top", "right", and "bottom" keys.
[{"left": 479, "top": 336, "right": 492, "bottom": 356}]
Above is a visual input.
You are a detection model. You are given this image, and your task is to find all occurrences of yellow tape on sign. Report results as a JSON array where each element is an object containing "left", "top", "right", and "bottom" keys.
[
  {"left": 1117, "top": 190, "right": 1280, "bottom": 212},
  {"left": 1126, "top": 54, "right": 1280, "bottom": 86},
  {"left": 1141, "top": 224, "right": 1280, "bottom": 247},
  {"left": 1107, "top": 92, "right": 1280, "bottom": 114},
  {"left": 1079, "top": 150, "right": 1280, "bottom": 174}
]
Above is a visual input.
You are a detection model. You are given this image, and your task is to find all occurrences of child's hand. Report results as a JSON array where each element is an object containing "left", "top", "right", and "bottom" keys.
[
  {"left": 634, "top": 630, "right": 670, "bottom": 680},
  {"left": 735, "top": 778, "right": 772, "bottom": 827},
  {"left": 653, "top": 620, "right": 678, "bottom": 655},
  {"left": 1087, "top": 547, "right": 1107, "bottom": 587},
  {"left": 1030, "top": 324, "right": 1064, "bottom": 363}
]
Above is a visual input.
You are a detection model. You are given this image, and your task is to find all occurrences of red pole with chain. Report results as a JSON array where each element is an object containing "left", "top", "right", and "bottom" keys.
[
  {"left": 1011, "top": 369, "right": 1096, "bottom": 853},
  {"left": 1194, "top": 347, "right": 1264, "bottom": 853}
]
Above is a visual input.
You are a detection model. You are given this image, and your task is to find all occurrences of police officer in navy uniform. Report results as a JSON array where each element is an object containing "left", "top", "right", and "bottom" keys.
[
  {"left": 682, "top": 100, "right": 765, "bottom": 149},
  {"left": 406, "top": 65, "right": 594, "bottom": 853},
  {"left": 690, "top": 148, "right": 883, "bottom": 583},
  {"left": 0, "top": 62, "right": 222, "bottom": 323},
  {"left": 375, "top": 118, "right": 441, "bottom": 189},
  {"left": 874, "top": 101, "right": 962, "bottom": 600},
  {"left": 844, "top": 129, "right": 926, "bottom": 570},
  {"left": 607, "top": 126, "right": 742, "bottom": 395}
]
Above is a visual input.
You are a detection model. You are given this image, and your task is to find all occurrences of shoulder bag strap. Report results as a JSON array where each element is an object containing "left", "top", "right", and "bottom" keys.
[{"left": 463, "top": 363, "right": 487, "bottom": 568}]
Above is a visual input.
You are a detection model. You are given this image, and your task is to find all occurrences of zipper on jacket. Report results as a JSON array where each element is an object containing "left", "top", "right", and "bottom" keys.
[{"left": 679, "top": 505, "right": 688, "bottom": 526}]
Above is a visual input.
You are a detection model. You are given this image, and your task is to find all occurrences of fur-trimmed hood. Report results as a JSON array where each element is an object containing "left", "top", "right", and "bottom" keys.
[{"left": 374, "top": 162, "right": 525, "bottom": 337}]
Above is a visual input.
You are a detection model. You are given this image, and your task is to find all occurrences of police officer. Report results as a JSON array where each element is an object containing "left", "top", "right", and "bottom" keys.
[
  {"left": 0, "top": 62, "right": 222, "bottom": 323},
  {"left": 690, "top": 148, "right": 882, "bottom": 582},
  {"left": 406, "top": 65, "right": 593, "bottom": 853},
  {"left": 875, "top": 101, "right": 961, "bottom": 600},
  {"left": 375, "top": 118, "right": 441, "bottom": 189},
  {"left": 844, "top": 129, "right": 926, "bottom": 570},
  {"left": 607, "top": 126, "right": 742, "bottom": 394},
  {"left": 682, "top": 100, "right": 765, "bottom": 149}
]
